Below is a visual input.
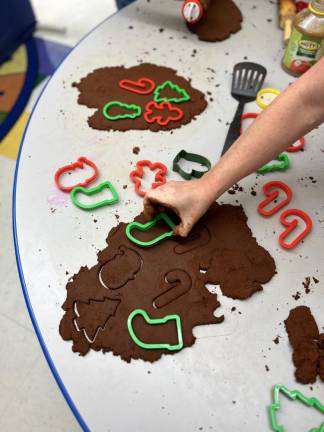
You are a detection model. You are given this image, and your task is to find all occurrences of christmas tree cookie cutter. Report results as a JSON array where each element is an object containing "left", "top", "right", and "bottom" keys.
[
  {"left": 126, "top": 211, "right": 176, "bottom": 247},
  {"left": 127, "top": 309, "right": 183, "bottom": 351},
  {"left": 269, "top": 384, "right": 324, "bottom": 432},
  {"left": 70, "top": 181, "right": 119, "bottom": 210},
  {"left": 257, "top": 153, "right": 290, "bottom": 174},
  {"left": 102, "top": 101, "right": 141, "bottom": 121},
  {"left": 54, "top": 156, "right": 98, "bottom": 192},
  {"left": 153, "top": 80, "right": 190, "bottom": 104},
  {"left": 173, "top": 150, "right": 211, "bottom": 180}
]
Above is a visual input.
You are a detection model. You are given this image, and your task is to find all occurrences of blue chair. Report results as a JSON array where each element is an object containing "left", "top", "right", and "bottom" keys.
[
  {"left": 116, "top": 0, "right": 136, "bottom": 9},
  {"left": 0, "top": 0, "right": 36, "bottom": 64}
]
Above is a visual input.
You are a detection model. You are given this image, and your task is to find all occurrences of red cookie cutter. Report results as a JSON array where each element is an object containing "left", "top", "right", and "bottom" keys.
[
  {"left": 144, "top": 101, "right": 184, "bottom": 126},
  {"left": 241, "top": 112, "right": 305, "bottom": 153},
  {"left": 130, "top": 160, "right": 168, "bottom": 197},
  {"left": 279, "top": 208, "right": 312, "bottom": 250},
  {"left": 119, "top": 77, "right": 156, "bottom": 95},
  {"left": 54, "top": 156, "right": 98, "bottom": 192},
  {"left": 258, "top": 181, "right": 293, "bottom": 217},
  {"left": 286, "top": 136, "right": 305, "bottom": 153}
]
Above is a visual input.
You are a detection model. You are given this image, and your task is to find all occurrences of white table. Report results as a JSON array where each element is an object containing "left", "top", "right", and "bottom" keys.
[{"left": 13, "top": 0, "right": 324, "bottom": 430}]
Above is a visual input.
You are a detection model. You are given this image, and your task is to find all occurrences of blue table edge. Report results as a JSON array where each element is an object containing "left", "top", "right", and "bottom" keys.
[{"left": 11, "top": 8, "right": 126, "bottom": 432}]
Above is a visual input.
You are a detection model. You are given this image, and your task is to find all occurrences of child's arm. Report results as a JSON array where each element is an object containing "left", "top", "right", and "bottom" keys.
[{"left": 144, "top": 58, "right": 324, "bottom": 237}]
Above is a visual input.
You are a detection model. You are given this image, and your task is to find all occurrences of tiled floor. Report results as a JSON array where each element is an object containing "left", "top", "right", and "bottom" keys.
[{"left": 0, "top": 1, "right": 118, "bottom": 429}]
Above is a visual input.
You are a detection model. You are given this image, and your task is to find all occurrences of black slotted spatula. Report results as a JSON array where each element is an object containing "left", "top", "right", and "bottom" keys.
[{"left": 221, "top": 62, "right": 267, "bottom": 156}]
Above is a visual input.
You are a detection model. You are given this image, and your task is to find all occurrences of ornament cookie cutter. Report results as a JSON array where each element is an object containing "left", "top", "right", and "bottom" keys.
[
  {"left": 153, "top": 80, "right": 191, "bottom": 104},
  {"left": 54, "top": 156, "right": 98, "bottom": 192},
  {"left": 241, "top": 112, "right": 305, "bottom": 153},
  {"left": 173, "top": 149, "right": 211, "bottom": 180},
  {"left": 144, "top": 101, "right": 184, "bottom": 126},
  {"left": 126, "top": 211, "right": 177, "bottom": 247},
  {"left": 130, "top": 160, "right": 168, "bottom": 198},
  {"left": 279, "top": 208, "right": 312, "bottom": 250},
  {"left": 127, "top": 309, "right": 183, "bottom": 351},
  {"left": 102, "top": 101, "right": 141, "bottom": 121},
  {"left": 119, "top": 77, "right": 156, "bottom": 95},
  {"left": 258, "top": 181, "right": 293, "bottom": 217},
  {"left": 256, "top": 87, "right": 281, "bottom": 110},
  {"left": 269, "top": 384, "right": 324, "bottom": 432},
  {"left": 257, "top": 153, "right": 290, "bottom": 174},
  {"left": 70, "top": 181, "right": 119, "bottom": 210}
]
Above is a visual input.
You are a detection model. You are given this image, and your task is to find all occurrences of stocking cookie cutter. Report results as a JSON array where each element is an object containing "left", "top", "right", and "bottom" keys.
[
  {"left": 70, "top": 181, "right": 119, "bottom": 210},
  {"left": 54, "top": 156, "right": 98, "bottom": 192},
  {"left": 129, "top": 160, "right": 168, "bottom": 197},
  {"left": 173, "top": 149, "right": 211, "bottom": 180},
  {"left": 127, "top": 309, "right": 183, "bottom": 351},
  {"left": 269, "top": 384, "right": 324, "bottom": 432},
  {"left": 126, "top": 211, "right": 176, "bottom": 247}
]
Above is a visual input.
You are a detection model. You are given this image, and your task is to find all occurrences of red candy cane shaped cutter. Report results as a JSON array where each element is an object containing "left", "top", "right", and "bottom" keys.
[
  {"left": 54, "top": 157, "right": 99, "bottom": 192},
  {"left": 279, "top": 209, "right": 312, "bottom": 250},
  {"left": 258, "top": 181, "right": 293, "bottom": 217},
  {"left": 130, "top": 160, "right": 168, "bottom": 197}
]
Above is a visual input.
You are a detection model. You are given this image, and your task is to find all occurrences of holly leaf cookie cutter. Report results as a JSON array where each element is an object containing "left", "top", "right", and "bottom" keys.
[
  {"left": 269, "top": 384, "right": 324, "bottom": 432},
  {"left": 144, "top": 101, "right": 184, "bottom": 126},
  {"left": 119, "top": 77, "right": 156, "bottom": 95},
  {"left": 173, "top": 149, "right": 211, "bottom": 180},
  {"left": 153, "top": 80, "right": 190, "bottom": 104},
  {"left": 279, "top": 208, "right": 312, "bottom": 250},
  {"left": 127, "top": 309, "right": 183, "bottom": 351},
  {"left": 102, "top": 101, "right": 141, "bottom": 121},
  {"left": 129, "top": 159, "right": 168, "bottom": 197},
  {"left": 54, "top": 156, "right": 98, "bottom": 192},
  {"left": 70, "top": 181, "right": 119, "bottom": 210},
  {"left": 257, "top": 153, "right": 290, "bottom": 174},
  {"left": 258, "top": 181, "right": 293, "bottom": 217},
  {"left": 126, "top": 211, "right": 177, "bottom": 247}
]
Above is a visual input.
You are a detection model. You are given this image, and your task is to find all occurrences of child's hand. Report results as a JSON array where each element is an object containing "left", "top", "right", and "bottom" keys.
[{"left": 143, "top": 178, "right": 214, "bottom": 237}]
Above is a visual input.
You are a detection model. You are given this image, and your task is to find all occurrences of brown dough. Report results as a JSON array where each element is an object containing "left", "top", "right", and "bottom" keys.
[
  {"left": 73, "top": 63, "right": 207, "bottom": 132},
  {"left": 59, "top": 203, "right": 276, "bottom": 362},
  {"left": 285, "top": 306, "right": 324, "bottom": 384},
  {"left": 187, "top": 0, "right": 243, "bottom": 42}
]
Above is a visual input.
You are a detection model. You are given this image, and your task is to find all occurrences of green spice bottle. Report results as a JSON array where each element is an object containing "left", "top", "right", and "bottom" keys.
[{"left": 282, "top": 0, "right": 324, "bottom": 76}]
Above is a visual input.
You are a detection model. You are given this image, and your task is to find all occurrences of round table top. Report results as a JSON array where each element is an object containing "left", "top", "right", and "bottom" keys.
[{"left": 13, "top": 0, "right": 324, "bottom": 430}]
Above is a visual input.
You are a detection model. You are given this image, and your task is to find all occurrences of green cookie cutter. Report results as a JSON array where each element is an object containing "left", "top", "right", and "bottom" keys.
[
  {"left": 257, "top": 153, "right": 290, "bottom": 174},
  {"left": 102, "top": 101, "right": 142, "bottom": 121},
  {"left": 173, "top": 149, "right": 212, "bottom": 180},
  {"left": 126, "top": 211, "right": 176, "bottom": 247},
  {"left": 269, "top": 384, "right": 324, "bottom": 432},
  {"left": 70, "top": 181, "right": 119, "bottom": 210},
  {"left": 154, "top": 80, "right": 190, "bottom": 104},
  {"left": 127, "top": 309, "right": 183, "bottom": 351}
]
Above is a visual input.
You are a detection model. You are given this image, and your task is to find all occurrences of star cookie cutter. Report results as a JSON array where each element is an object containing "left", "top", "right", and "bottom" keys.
[
  {"left": 102, "top": 101, "right": 141, "bottom": 121},
  {"left": 70, "top": 181, "right": 119, "bottom": 210},
  {"left": 127, "top": 309, "right": 183, "bottom": 351},
  {"left": 129, "top": 160, "right": 168, "bottom": 197},
  {"left": 269, "top": 384, "right": 324, "bottom": 432},
  {"left": 54, "top": 156, "right": 98, "bottom": 192},
  {"left": 173, "top": 149, "right": 211, "bottom": 180},
  {"left": 126, "top": 211, "right": 177, "bottom": 247}
]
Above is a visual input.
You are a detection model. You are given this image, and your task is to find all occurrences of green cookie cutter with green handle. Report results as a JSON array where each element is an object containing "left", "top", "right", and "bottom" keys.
[
  {"left": 153, "top": 80, "right": 191, "bottom": 104},
  {"left": 70, "top": 181, "right": 119, "bottom": 210},
  {"left": 125, "top": 211, "right": 177, "bottom": 247},
  {"left": 102, "top": 101, "right": 142, "bottom": 121},
  {"left": 127, "top": 309, "right": 184, "bottom": 351},
  {"left": 269, "top": 384, "right": 324, "bottom": 432},
  {"left": 257, "top": 153, "right": 290, "bottom": 174}
]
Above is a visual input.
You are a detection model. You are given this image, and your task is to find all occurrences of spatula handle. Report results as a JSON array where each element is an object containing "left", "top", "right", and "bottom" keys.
[{"left": 221, "top": 101, "right": 245, "bottom": 156}]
